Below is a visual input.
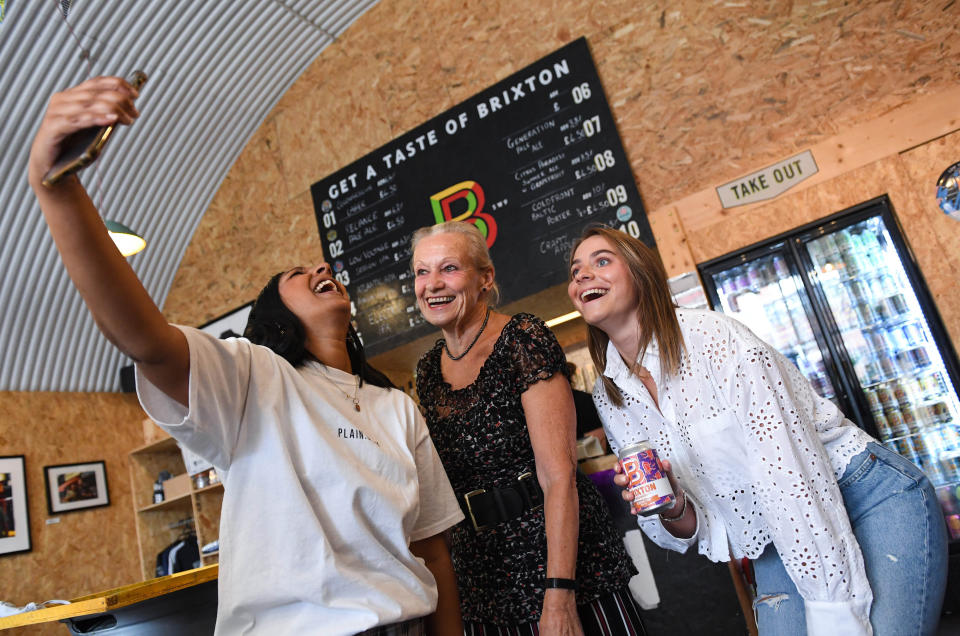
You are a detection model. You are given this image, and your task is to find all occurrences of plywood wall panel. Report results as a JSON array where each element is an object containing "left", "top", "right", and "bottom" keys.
[
  {"left": 896, "top": 131, "right": 960, "bottom": 346},
  {"left": 157, "top": 0, "right": 960, "bottom": 380},
  {"left": 163, "top": 0, "right": 960, "bottom": 331},
  {"left": 0, "top": 391, "right": 144, "bottom": 636}
]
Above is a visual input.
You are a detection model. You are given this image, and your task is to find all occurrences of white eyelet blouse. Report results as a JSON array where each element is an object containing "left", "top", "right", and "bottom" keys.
[{"left": 594, "top": 308, "right": 875, "bottom": 635}]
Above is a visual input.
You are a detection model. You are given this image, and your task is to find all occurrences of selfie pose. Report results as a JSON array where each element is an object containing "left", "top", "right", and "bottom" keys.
[
  {"left": 567, "top": 224, "right": 948, "bottom": 636},
  {"left": 29, "top": 75, "right": 464, "bottom": 636},
  {"left": 411, "top": 222, "right": 643, "bottom": 636}
]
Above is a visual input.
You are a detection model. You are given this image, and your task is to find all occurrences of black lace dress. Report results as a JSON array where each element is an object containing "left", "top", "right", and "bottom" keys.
[{"left": 416, "top": 313, "right": 635, "bottom": 625}]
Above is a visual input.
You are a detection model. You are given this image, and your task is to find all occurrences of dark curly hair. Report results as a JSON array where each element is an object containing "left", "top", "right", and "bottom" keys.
[{"left": 243, "top": 272, "right": 396, "bottom": 390}]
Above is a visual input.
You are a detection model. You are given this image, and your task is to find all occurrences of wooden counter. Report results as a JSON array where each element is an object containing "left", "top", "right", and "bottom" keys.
[{"left": 0, "top": 564, "right": 217, "bottom": 631}]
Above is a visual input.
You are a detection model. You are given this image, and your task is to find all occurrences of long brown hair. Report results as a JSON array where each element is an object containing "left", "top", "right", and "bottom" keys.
[{"left": 569, "top": 225, "right": 685, "bottom": 406}]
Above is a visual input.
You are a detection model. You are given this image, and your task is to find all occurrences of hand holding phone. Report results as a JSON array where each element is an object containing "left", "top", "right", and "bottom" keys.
[{"left": 41, "top": 70, "right": 148, "bottom": 188}]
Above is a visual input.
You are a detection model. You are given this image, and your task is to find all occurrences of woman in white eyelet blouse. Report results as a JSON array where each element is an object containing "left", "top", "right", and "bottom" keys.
[{"left": 566, "top": 225, "right": 947, "bottom": 636}]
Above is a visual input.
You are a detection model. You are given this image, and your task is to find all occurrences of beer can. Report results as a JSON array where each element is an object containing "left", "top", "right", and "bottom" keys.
[
  {"left": 902, "top": 322, "right": 924, "bottom": 347},
  {"left": 878, "top": 355, "right": 899, "bottom": 380},
  {"left": 871, "top": 410, "right": 891, "bottom": 440},
  {"left": 618, "top": 441, "right": 676, "bottom": 516},
  {"left": 889, "top": 379, "right": 910, "bottom": 407},
  {"left": 895, "top": 350, "right": 918, "bottom": 375},
  {"left": 884, "top": 408, "right": 909, "bottom": 437},
  {"left": 874, "top": 300, "right": 892, "bottom": 323},
  {"left": 900, "top": 405, "right": 921, "bottom": 434},
  {"left": 910, "top": 346, "right": 932, "bottom": 370},
  {"left": 889, "top": 293, "right": 909, "bottom": 315},
  {"left": 875, "top": 384, "right": 895, "bottom": 410},
  {"left": 846, "top": 279, "right": 868, "bottom": 303},
  {"left": 891, "top": 436, "right": 914, "bottom": 461},
  {"left": 886, "top": 326, "right": 909, "bottom": 351},
  {"left": 864, "top": 387, "right": 882, "bottom": 413},
  {"left": 853, "top": 301, "right": 876, "bottom": 326}
]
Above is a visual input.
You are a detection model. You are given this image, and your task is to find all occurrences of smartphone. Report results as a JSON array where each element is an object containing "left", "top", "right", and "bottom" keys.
[{"left": 42, "top": 70, "right": 148, "bottom": 188}]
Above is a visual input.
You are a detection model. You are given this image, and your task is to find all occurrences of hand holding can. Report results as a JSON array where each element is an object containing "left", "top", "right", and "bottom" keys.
[{"left": 615, "top": 441, "right": 676, "bottom": 516}]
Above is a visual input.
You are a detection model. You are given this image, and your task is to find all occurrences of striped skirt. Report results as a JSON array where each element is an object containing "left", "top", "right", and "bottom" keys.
[
  {"left": 358, "top": 616, "right": 425, "bottom": 636},
  {"left": 464, "top": 588, "right": 646, "bottom": 636}
]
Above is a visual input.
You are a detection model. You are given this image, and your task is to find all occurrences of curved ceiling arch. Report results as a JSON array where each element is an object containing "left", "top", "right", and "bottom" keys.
[{"left": 0, "top": 0, "right": 377, "bottom": 391}]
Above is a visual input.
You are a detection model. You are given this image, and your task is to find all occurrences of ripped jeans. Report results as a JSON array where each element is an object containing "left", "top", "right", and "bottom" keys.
[{"left": 751, "top": 442, "right": 948, "bottom": 636}]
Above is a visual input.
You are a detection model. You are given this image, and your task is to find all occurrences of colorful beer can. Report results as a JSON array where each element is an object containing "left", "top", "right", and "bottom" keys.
[
  {"left": 618, "top": 441, "right": 676, "bottom": 516},
  {"left": 889, "top": 379, "right": 910, "bottom": 407},
  {"left": 875, "top": 385, "right": 895, "bottom": 410},
  {"left": 900, "top": 405, "right": 921, "bottom": 434},
  {"left": 871, "top": 410, "right": 891, "bottom": 440},
  {"left": 884, "top": 408, "right": 909, "bottom": 437}
]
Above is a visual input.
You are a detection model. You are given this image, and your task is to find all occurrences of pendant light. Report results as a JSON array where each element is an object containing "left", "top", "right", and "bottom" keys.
[{"left": 105, "top": 220, "right": 146, "bottom": 257}]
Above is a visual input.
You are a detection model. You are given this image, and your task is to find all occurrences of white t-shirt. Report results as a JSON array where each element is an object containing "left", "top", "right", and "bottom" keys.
[
  {"left": 136, "top": 326, "right": 464, "bottom": 635},
  {"left": 594, "top": 308, "right": 874, "bottom": 636}
]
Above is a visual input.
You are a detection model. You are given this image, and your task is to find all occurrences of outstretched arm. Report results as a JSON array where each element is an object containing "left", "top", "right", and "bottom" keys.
[{"left": 28, "top": 76, "right": 188, "bottom": 405}]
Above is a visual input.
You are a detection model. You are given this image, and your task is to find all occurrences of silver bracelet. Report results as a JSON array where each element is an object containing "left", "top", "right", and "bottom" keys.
[{"left": 659, "top": 490, "right": 687, "bottom": 523}]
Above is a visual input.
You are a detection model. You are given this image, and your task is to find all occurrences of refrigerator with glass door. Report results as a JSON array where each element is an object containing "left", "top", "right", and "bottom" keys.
[{"left": 698, "top": 196, "right": 960, "bottom": 544}]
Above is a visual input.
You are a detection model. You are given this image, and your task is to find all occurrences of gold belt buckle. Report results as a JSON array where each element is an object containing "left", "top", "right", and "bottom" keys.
[
  {"left": 464, "top": 489, "right": 489, "bottom": 531},
  {"left": 517, "top": 472, "right": 543, "bottom": 511}
]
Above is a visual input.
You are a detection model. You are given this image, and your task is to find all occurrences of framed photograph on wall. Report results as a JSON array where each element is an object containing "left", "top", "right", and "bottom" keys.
[
  {"left": 0, "top": 455, "right": 32, "bottom": 556},
  {"left": 43, "top": 461, "right": 110, "bottom": 515}
]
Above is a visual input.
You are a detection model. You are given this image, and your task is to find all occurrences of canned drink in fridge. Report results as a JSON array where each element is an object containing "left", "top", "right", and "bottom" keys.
[
  {"left": 896, "top": 350, "right": 918, "bottom": 375},
  {"left": 902, "top": 322, "right": 925, "bottom": 347},
  {"left": 618, "top": 441, "right": 676, "bottom": 516},
  {"left": 900, "top": 405, "right": 921, "bottom": 434},
  {"left": 853, "top": 301, "right": 876, "bottom": 326},
  {"left": 886, "top": 325, "right": 909, "bottom": 350},
  {"left": 889, "top": 293, "right": 909, "bottom": 315},
  {"left": 874, "top": 300, "right": 892, "bottom": 323},
  {"left": 865, "top": 387, "right": 882, "bottom": 413},
  {"left": 918, "top": 372, "right": 941, "bottom": 398},
  {"left": 891, "top": 436, "right": 915, "bottom": 461},
  {"left": 871, "top": 410, "right": 891, "bottom": 440},
  {"left": 875, "top": 384, "right": 895, "bottom": 410},
  {"left": 889, "top": 379, "right": 910, "bottom": 407},
  {"left": 846, "top": 279, "right": 868, "bottom": 302},
  {"left": 884, "top": 407, "right": 909, "bottom": 437},
  {"left": 910, "top": 346, "right": 932, "bottom": 370},
  {"left": 878, "top": 355, "right": 899, "bottom": 380}
]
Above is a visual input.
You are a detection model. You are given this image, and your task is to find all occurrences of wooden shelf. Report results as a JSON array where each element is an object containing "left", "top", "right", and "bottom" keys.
[
  {"left": 128, "top": 437, "right": 224, "bottom": 580},
  {"left": 130, "top": 435, "right": 179, "bottom": 456},
  {"left": 137, "top": 492, "right": 193, "bottom": 513},
  {"left": 195, "top": 482, "right": 224, "bottom": 495}
]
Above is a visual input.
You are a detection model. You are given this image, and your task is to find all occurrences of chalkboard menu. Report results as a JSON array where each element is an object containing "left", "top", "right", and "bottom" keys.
[{"left": 311, "top": 37, "right": 653, "bottom": 356}]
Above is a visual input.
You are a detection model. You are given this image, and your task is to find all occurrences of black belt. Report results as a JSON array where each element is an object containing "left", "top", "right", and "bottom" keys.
[{"left": 460, "top": 472, "right": 544, "bottom": 531}]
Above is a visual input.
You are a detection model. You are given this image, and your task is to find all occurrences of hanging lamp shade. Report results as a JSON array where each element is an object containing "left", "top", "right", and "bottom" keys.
[{"left": 105, "top": 220, "right": 146, "bottom": 257}]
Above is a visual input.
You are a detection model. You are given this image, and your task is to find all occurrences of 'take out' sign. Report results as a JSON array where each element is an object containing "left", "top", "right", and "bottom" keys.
[{"left": 717, "top": 150, "right": 819, "bottom": 209}]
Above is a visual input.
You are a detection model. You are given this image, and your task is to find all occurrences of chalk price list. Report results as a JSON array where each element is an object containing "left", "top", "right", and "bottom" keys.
[
  {"left": 512, "top": 79, "right": 649, "bottom": 265},
  {"left": 312, "top": 37, "right": 653, "bottom": 355}
]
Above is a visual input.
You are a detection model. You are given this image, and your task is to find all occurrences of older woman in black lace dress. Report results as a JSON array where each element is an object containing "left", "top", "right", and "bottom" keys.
[{"left": 411, "top": 222, "right": 643, "bottom": 636}]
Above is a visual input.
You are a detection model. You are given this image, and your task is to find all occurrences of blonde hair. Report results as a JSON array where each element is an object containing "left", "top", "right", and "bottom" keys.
[
  {"left": 569, "top": 225, "right": 685, "bottom": 407},
  {"left": 410, "top": 222, "right": 501, "bottom": 306}
]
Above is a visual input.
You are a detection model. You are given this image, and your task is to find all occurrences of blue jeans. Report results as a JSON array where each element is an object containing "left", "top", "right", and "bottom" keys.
[{"left": 752, "top": 442, "right": 948, "bottom": 635}]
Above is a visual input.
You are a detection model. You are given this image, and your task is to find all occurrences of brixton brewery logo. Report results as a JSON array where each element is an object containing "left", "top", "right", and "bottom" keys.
[{"left": 429, "top": 181, "right": 498, "bottom": 248}]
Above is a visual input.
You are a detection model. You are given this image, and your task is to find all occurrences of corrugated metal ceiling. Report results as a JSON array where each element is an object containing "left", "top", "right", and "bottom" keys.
[{"left": 0, "top": 0, "right": 377, "bottom": 391}]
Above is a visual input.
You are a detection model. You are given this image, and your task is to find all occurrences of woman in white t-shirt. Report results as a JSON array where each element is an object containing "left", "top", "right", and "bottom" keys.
[
  {"left": 29, "top": 76, "right": 464, "bottom": 636},
  {"left": 566, "top": 225, "right": 947, "bottom": 636}
]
